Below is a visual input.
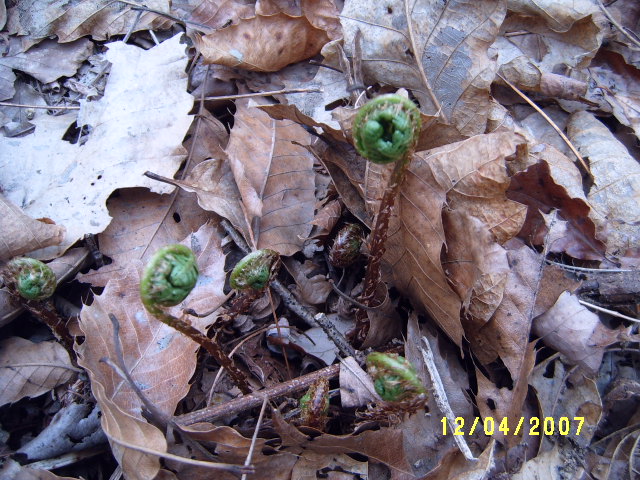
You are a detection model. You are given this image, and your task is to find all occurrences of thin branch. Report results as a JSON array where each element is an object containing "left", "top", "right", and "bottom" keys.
[
  {"left": 0, "top": 102, "right": 79, "bottom": 110},
  {"left": 108, "top": 436, "right": 254, "bottom": 474},
  {"left": 327, "top": 277, "right": 380, "bottom": 311},
  {"left": 176, "top": 364, "right": 340, "bottom": 425},
  {"left": 241, "top": 397, "right": 269, "bottom": 480},
  {"left": 579, "top": 299, "right": 640, "bottom": 323},
  {"left": 403, "top": 0, "right": 444, "bottom": 119},
  {"left": 200, "top": 87, "right": 323, "bottom": 102},
  {"left": 545, "top": 260, "right": 634, "bottom": 273},
  {"left": 498, "top": 74, "right": 592, "bottom": 177},
  {"left": 596, "top": 0, "right": 640, "bottom": 49},
  {"left": 421, "top": 337, "right": 476, "bottom": 461},
  {"left": 2, "top": 363, "right": 83, "bottom": 373}
]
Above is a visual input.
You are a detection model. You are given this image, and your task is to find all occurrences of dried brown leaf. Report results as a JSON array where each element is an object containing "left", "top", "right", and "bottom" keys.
[
  {"left": 76, "top": 189, "right": 210, "bottom": 287},
  {"left": 340, "top": 0, "right": 506, "bottom": 135},
  {"left": 76, "top": 224, "right": 227, "bottom": 480},
  {"left": 0, "top": 194, "right": 65, "bottom": 262},
  {"left": 291, "top": 452, "right": 368, "bottom": 479},
  {"left": 0, "top": 459, "right": 79, "bottom": 480},
  {"left": 196, "top": 13, "right": 330, "bottom": 72},
  {"left": 225, "top": 101, "right": 316, "bottom": 256},
  {"left": 507, "top": 0, "right": 600, "bottom": 33},
  {"left": 567, "top": 111, "right": 640, "bottom": 264},
  {"left": 381, "top": 132, "right": 524, "bottom": 346},
  {"left": 0, "top": 337, "right": 75, "bottom": 406}
]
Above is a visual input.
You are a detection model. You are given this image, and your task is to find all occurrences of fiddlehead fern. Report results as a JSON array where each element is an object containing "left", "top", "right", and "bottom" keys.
[
  {"left": 140, "top": 244, "right": 252, "bottom": 394},
  {"left": 230, "top": 249, "right": 280, "bottom": 292},
  {"left": 351, "top": 95, "right": 422, "bottom": 346},
  {"left": 140, "top": 244, "right": 199, "bottom": 318},
  {"left": 5, "top": 257, "right": 57, "bottom": 301},
  {"left": 353, "top": 94, "right": 421, "bottom": 165},
  {"left": 366, "top": 352, "right": 426, "bottom": 403}
]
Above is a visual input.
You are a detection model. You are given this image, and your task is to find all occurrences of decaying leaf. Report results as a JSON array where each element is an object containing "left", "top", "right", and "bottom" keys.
[
  {"left": 340, "top": 0, "right": 506, "bottom": 135},
  {"left": 0, "top": 337, "right": 75, "bottom": 406},
  {"left": 0, "top": 34, "right": 193, "bottom": 259},
  {"left": 195, "top": 13, "right": 331, "bottom": 72},
  {"left": 224, "top": 101, "right": 316, "bottom": 256},
  {"left": 568, "top": 111, "right": 640, "bottom": 264},
  {"left": 76, "top": 224, "right": 227, "bottom": 480}
]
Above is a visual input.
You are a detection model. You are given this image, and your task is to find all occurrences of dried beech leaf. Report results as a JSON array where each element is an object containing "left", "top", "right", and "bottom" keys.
[
  {"left": 196, "top": 13, "right": 331, "bottom": 72},
  {"left": 0, "top": 194, "right": 65, "bottom": 262},
  {"left": 225, "top": 102, "right": 316, "bottom": 256},
  {"left": 256, "top": 0, "right": 342, "bottom": 40},
  {"left": 567, "top": 111, "right": 640, "bottom": 263},
  {"left": 7, "top": 0, "right": 170, "bottom": 44},
  {"left": 76, "top": 224, "right": 227, "bottom": 480},
  {"left": 533, "top": 292, "right": 626, "bottom": 372},
  {"left": 0, "top": 35, "right": 193, "bottom": 259},
  {"left": 0, "top": 459, "right": 79, "bottom": 480},
  {"left": 0, "top": 337, "right": 75, "bottom": 406},
  {"left": 380, "top": 132, "right": 524, "bottom": 345},
  {"left": 340, "top": 0, "right": 506, "bottom": 135},
  {"left": 507, "top": 0, "right": 600, "bottom": 33}
]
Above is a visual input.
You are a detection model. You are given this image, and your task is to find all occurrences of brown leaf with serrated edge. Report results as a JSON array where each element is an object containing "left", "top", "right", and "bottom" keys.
[
  {"left": 0, "top": 337, "right": 75, "bottom": 406},
  {"left": 76, "top": 224, "right": 227, "bottom": 480},
  {"left": 195, "top": 13, "right": 330, "bottom": 72},
  {"left": 340, "top": 0, "right": 506, "bottom": 135},
  {"left": 380, "top": 132, "right": 524, "bottom": 346},
  {"left": 224, "top": 101, "right": 316, "bottom": 256},
  {"left": 0, "top": 194, "right": 65, "bottom": 262}
]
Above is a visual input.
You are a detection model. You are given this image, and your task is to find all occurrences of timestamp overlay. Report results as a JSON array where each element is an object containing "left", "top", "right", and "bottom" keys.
[{"left": 441, "top": 416, "right": 586, "bottom": 437}]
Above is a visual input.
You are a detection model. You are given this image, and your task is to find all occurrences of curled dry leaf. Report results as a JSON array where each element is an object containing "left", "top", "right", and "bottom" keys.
[
  {"left": 224, "top": 101, "right": 316, "bottom": 256},
  {"left": 567, "top": 111, "right": 640, "bottom": 263},
  {"left": 0, "top": 194, "right": 65, "bottom": 262},
  {"left": 0, "top": 337, "right": 75, "bottom": 406},
  {"left": 507, "top": 144, "right": 606, "bottom": 261},
  {"left": 340, "top": 0, "right": 506, "bottom": 135},
  {"left": 533, "top": 291, "right": 627, "bottom": 373},
  {"left": 76, "top": 224, "right": 227, "bottom": 480},
  {"left": 195, "top": 13, "right": 331, "bottom": 72}
]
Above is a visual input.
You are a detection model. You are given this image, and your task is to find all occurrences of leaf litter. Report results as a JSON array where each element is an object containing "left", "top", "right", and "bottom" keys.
[{"left": 1, "top": 1, "right": 640, "bottom": 479}]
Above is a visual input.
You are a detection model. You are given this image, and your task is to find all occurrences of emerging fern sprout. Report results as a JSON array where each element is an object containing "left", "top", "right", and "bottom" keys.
[
  {"left": 366, "top": 352, "right": 426, "bottom": 403},
  {"left": 351, "top": 94, "right": 422, "bottom": 346},
  {"left": 140, "top": 244, "right": 252, "bottom": 394},
  {"left": 353, "top": 94, "right": 421, "bottom": 165},
  {"left": 5, "top": 257, "right": 57, "bottom": 301},
  {"left": 230, "top": 249, "right": 281, "bottom": 292},
  {"left": 140, "top": 244, "right": 199, "bottom": 319},
  {"left": 329, "top": 223, "right": 364, "bottom": 268}
]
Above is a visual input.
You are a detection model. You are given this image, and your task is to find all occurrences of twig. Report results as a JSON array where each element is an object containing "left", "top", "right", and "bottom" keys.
[
  {"left": 201, "top": 87, "right": 323, "bottom": 102},
  {"left": 421, "top": 337, "right": 476, "bottom": 461},
  {"left": 0, "top": 102, "right": 79, "bottom": 110},
  {"left": 241, "top": 397, "right": 269, "bottom": 480},
  {"left": 497, "top": 74, "right": 592, "bottom": 178},
  {"left": 545, "top": 260, "right": 634, "bottom": 273},
  {"left": 327, "top": 277, "right": 380, "bottom": 311},
  {"left": 578, "top": 300, "right": 640, "bottom": 323},
  {"left": 220, "top": 219, "right": 358, "bottom": 359},
  {"left": 108, "top": 436, "right": 254, "bottom": 474},
  {"left": 596, "top": 0, "right": 640, "bottom": 49},
  {"left": 176, "top": 364, "right": 340, "bottom": 425},
  {"left": 116, "top": 0, "right": 213, "bottom": 31}
]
